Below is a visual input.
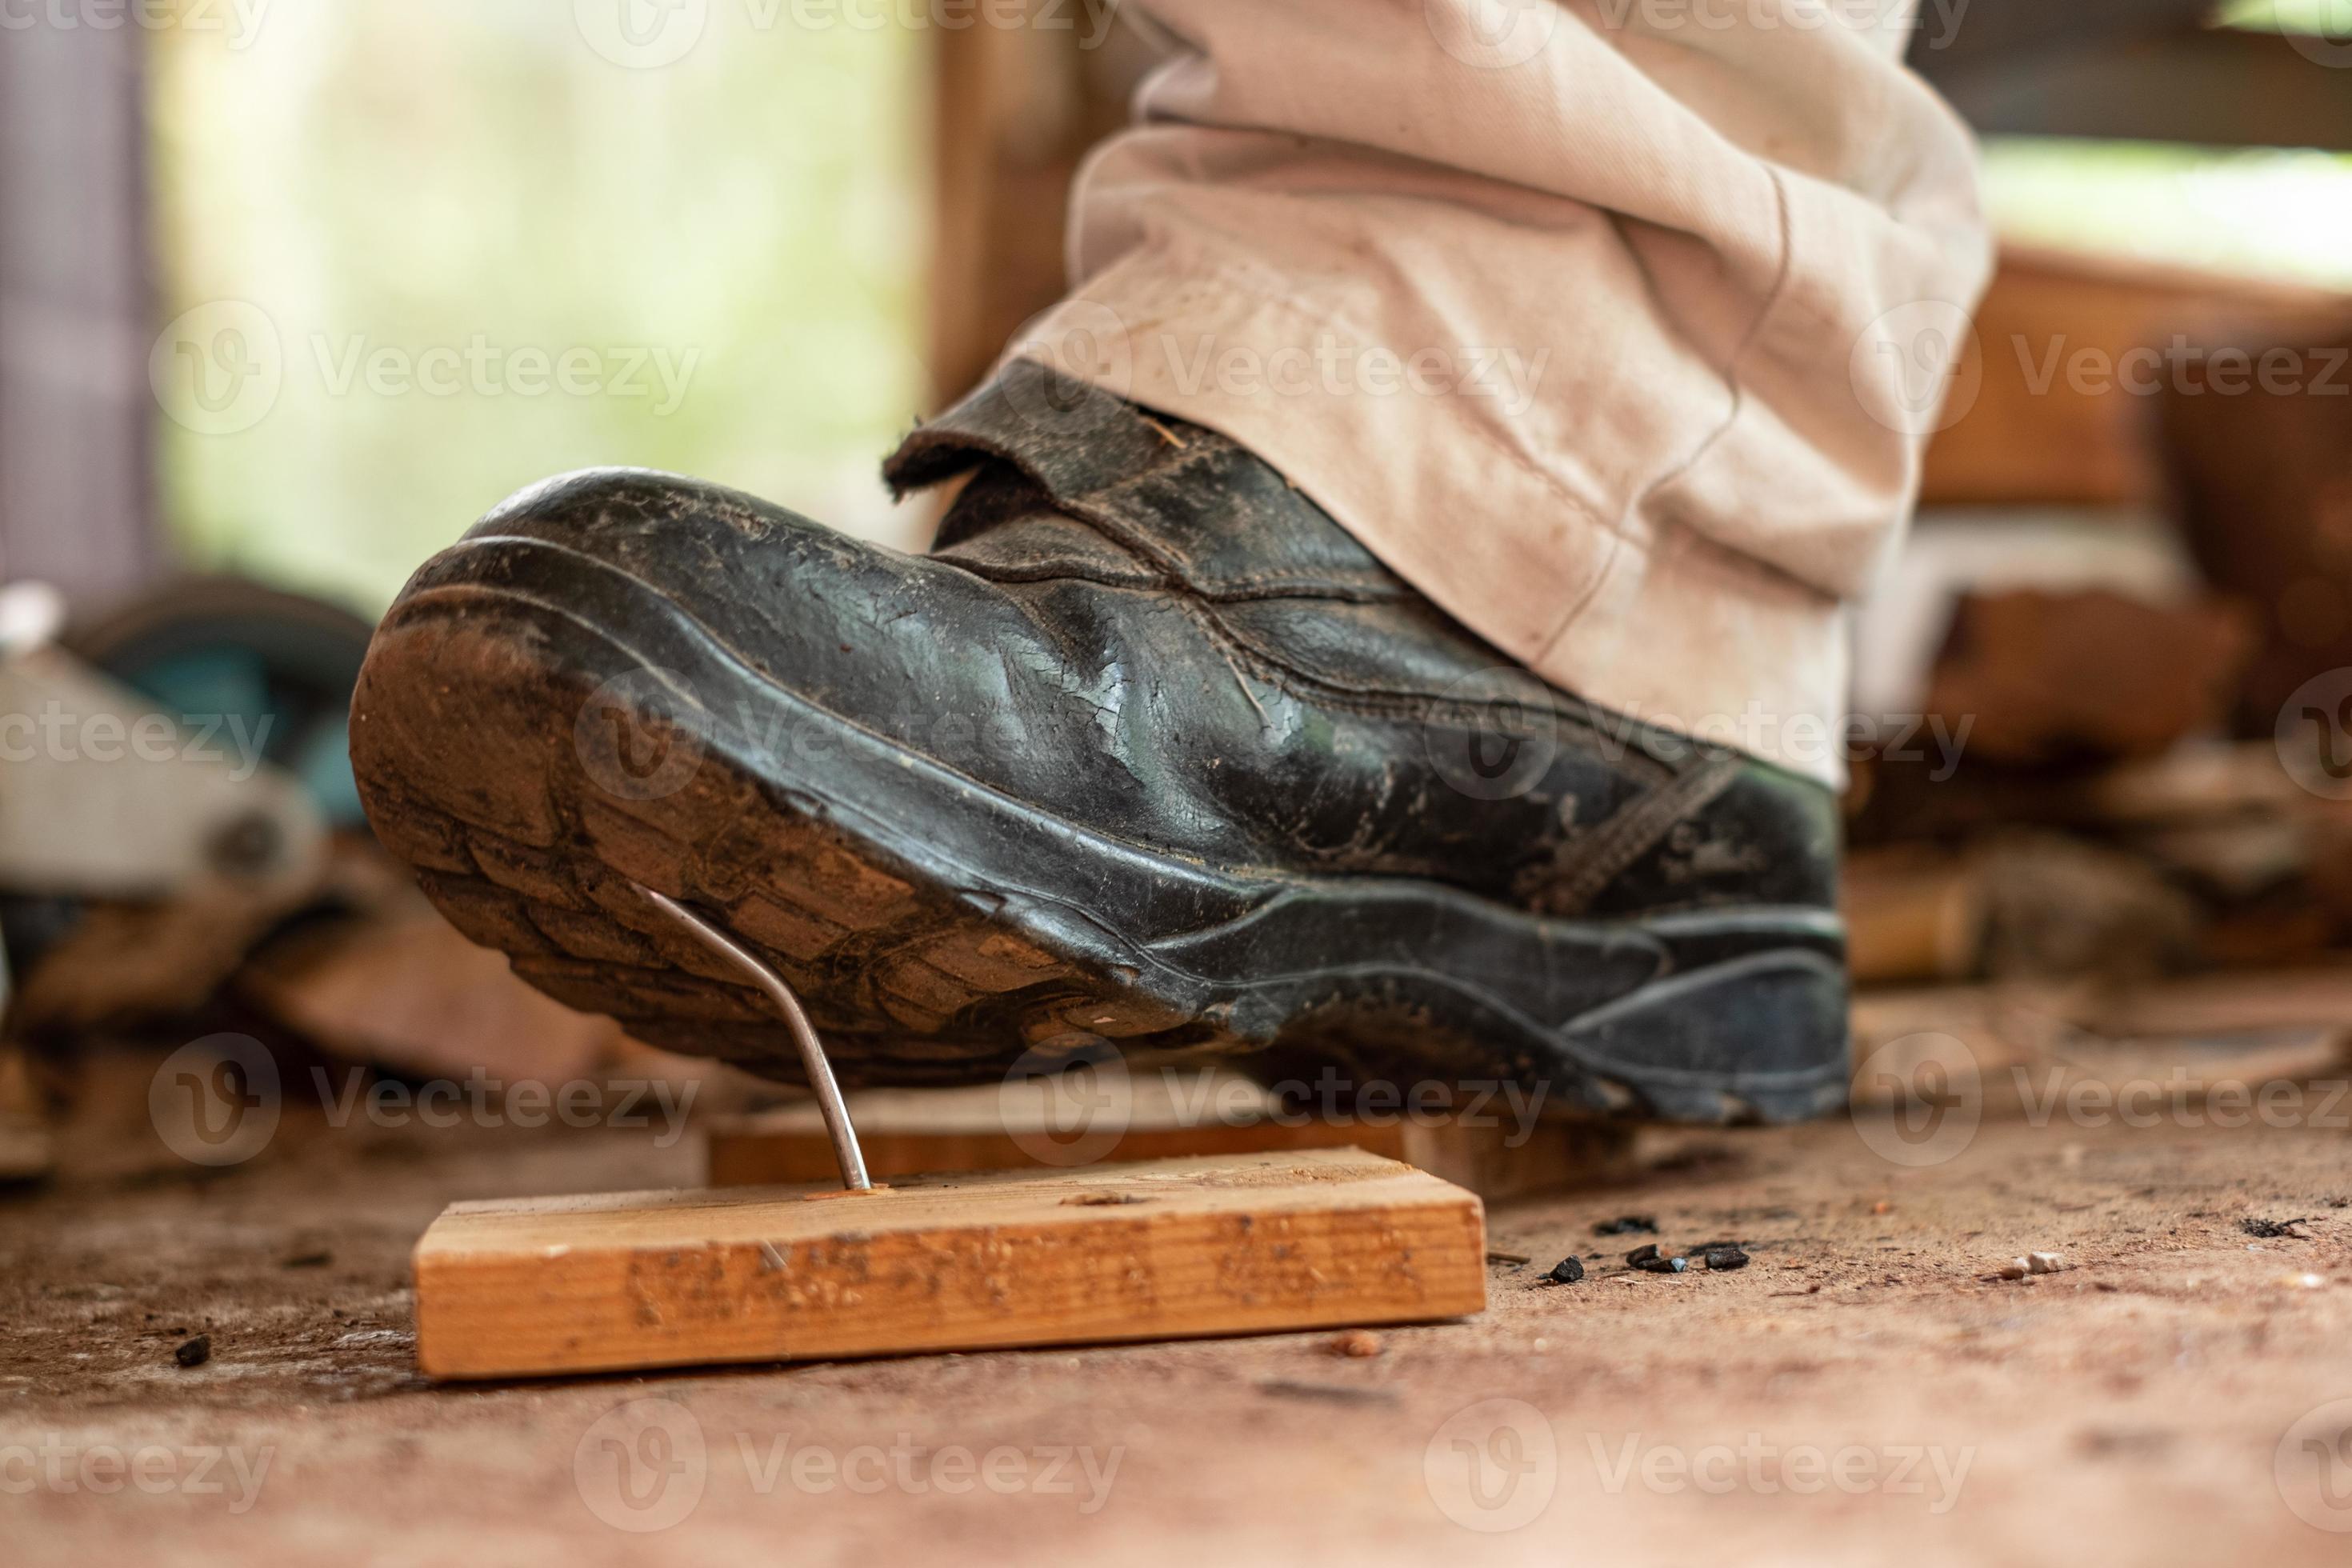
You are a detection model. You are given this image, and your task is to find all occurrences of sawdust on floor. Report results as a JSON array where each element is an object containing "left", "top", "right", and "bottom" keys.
[{"left": 7, "top": 1049, "right": 2352, "bottom": 1566}]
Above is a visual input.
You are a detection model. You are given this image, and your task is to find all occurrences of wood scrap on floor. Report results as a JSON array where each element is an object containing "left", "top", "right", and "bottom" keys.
[
  {"left": 1845, "top": 834, "right": 2200, "bottom": 987},
  {"left": 1850, "top": 966, "right": 2352, "bottom": 1112},
  {"left": 1918, "top": 245, "right": 2345, "bottom": 508},
  {"left": 2158, "top": 318, "right": 2352, "bottom": 731},
  {"left": 235, "top": 892, "right": 637, "bottom": 1085},
  {"left": 1848, "top": 738, "right": 2352, "bottom": 984},
  {"left": 0, "top": 1044, "right": 51, "bottom": 1181},
  {"left": 706, "top": 1071, "right": 1635, "bottom": 1202},
  {"left": 411, "top": 1147, "right": 1486, "bottom": 1380},
  {"left": 10, "top": 884, "right": 321, "bottom": 1039},
  {"left": 1847, "top": 258, "right": 2352, "bottom": 1006},
  {"left": 1923, "top": 588, "right": 2252, "bottom": 766}
]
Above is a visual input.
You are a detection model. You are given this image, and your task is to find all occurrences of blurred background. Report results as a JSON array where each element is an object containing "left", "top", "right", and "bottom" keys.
[{"left": 8, "top": 0, "right": 2352, "bottom": 1172}]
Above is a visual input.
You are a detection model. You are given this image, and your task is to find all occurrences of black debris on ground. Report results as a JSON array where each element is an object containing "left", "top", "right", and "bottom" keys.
[
  {"left": 282, "top": 1250, "right": 334, "bottom": 1268},
  {"left": 1634, "top": 1254, "right": 1689, "bottom": 1274},
  {"left": 1705, "top": 1246, "right": 1751, "bottom": 1271},
  {"left": 1594, "top": 1216, "right": 1658, "bottom": 1237},
  {"left": 1545, "top": 1256, "right": 1586, "bottom": 1285},
  {"left": 2240, "top": 1217, "right": 2315, "bottom": 1239},
  {"left": 1626, "top": 1244, "right": 1659, "bottom": 1266},
  {"left": 173, "top": 1334, "right": 211, "bottom": 1368}
]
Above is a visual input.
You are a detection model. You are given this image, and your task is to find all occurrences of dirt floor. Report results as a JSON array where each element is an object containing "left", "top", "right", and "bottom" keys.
[{"left": 10, "top": 1046, "right": 2352, "bottom": 1566}]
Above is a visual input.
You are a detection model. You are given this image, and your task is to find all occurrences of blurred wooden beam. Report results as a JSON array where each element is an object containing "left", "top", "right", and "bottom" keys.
[
  {"left": 1928, "top": 26, "right": 2352, "bottom": 151},
  {"left": 1907, "top": 0, "right": 2221, "bottom": 75},
  {"left": 926, "top": 4, "right": 1154, "bottom": 410}
]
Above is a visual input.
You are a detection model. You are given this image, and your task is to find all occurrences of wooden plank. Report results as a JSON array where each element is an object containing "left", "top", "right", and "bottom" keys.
[
  {"left": 412, "top": 1148, "right": 1486, "bottom": 1381},
  {"left": 706, "top": 1074, "right": 1634, "bottom": 1202}
]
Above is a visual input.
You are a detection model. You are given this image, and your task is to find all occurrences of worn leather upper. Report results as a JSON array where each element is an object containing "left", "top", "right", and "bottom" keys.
[
  {"left": 879, "top": 361, "right": 1839, "bottom": 919},
  {"left": 452, "top": 361, "right": 1837, "bottom": 921}
]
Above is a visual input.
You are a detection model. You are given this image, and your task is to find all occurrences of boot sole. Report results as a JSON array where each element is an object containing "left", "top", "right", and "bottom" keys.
[{"left": 351, "top": 542, "right": 1850, "bottom": 1122}]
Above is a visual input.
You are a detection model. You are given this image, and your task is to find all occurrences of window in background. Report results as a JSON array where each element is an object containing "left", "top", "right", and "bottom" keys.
[
  {"left": 150, "top": 2, "right": 930, "bottom": 617},
  {"left": 1983, "top": 138, "right": 2352, "bottom": 290}
]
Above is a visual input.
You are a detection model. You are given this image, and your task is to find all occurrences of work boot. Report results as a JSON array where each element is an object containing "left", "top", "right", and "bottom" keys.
[{"left": 350, "top": 362, "right": 1847, "bottom": 1122}]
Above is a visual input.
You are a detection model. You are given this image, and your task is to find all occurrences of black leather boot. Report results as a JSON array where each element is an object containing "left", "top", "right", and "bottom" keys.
[{"left": 350, "top": 362, "right": 1848, "bottom": 1122}]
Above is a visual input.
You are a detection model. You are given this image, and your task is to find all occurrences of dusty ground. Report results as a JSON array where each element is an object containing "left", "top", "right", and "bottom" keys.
[{"left": 9, "top": 1045, "right": 2352, "bottom": 1566}]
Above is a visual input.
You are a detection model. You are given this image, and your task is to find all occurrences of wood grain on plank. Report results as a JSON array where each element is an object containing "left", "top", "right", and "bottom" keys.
[{"left": 414, "top": 1148, "right": 1486, "bottom": 1380}]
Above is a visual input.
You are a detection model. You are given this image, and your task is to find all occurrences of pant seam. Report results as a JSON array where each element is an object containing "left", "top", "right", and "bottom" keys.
[{"left": 1534, "top": 162, "right": 1801, "bottom": 670}]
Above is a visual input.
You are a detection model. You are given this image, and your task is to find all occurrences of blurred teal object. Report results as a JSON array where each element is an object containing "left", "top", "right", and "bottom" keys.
[{"left": 65, "top": 578, "right": 375, "bottom": 830}]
